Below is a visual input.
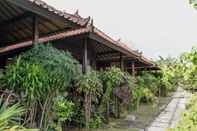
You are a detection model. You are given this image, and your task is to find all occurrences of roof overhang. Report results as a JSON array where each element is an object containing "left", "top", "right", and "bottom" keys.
[
  {"left": 0, "top": 0, "right": 90, "bottom": 45},
  {"left": 0, "top": 26, "right": 157, "bottom": 68}
]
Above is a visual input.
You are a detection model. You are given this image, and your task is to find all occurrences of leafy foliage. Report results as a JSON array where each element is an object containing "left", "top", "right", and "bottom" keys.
[
  {"left": 99, "top": 67, "right": 130, "bottom": 106},
  {"left": 2, "top": 57, "right": 48, "bottom": 102},
  {"left": 0, "top": 100, "right": 38, "bottom": 131},
  {"left": 157, "top": 57, "right": 180, "bottom": 93},
  {"left": 137, "top": 72, "right": 159, "bottom": 95},
  {"left": 49, "top": 97, "right": 75, "bottom": 131},
  {"left": 53, "top": 97, "right": 75, "bottom": 122},
  {"left": 180, "top": 47, "right": 197, "bottom": 90},
  {"left": 101, "top": 67, "right": 126, "bottom": 88},
  {"left": 76, "top": 70, "right": 103, "bottom": 128},
  {"left": 89, "top": 114, "right": 103, "bottom": 129},
  {"left": 77, "top": 70, "right": 103, "bottom": 96},
  {"left": 1, "top": 44, "right": 82, "bottom": 130},
  {"left": 20, "top": 44, "right": 82, "bottom": 89},
  {"left": 0, "top": 102, "right": 24, "bottom": 130},
  {"left": 190, "top": 0, "right": 197, "bottom": 9}
]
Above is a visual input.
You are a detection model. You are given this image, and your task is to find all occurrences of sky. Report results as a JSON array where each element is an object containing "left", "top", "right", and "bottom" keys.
[{"left": 43, "top": 0, "right": 197, "bottom": 60}]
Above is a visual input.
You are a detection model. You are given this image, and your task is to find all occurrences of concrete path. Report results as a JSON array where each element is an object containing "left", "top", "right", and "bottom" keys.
[{"left": 146, "top": 89, "right": 191, "bottom": 131}]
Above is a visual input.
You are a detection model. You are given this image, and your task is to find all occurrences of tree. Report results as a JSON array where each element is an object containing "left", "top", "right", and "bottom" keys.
[
  {"left": 99, "top": 67, "right": 130, "bottom": 120},
  {"left": 189, "top": 0, "right": 197, "bottom": 8},
  {"left": 76, "top": 70, "right": 103, "bottom": 128},
  {"left": 180, "top": 47, "right": 197, "bottom": 91}
]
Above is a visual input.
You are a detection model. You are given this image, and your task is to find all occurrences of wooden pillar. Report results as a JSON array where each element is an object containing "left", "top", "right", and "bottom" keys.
[
  {"left": 120, "top": 54, "right": 124, "bottom": 71},
  {"left": 83, "top": 38, "right": 88, "bottom": 73},
  {"left": 32, "top": 16, "right": 39, "bottom": 44},
  {"left": 115, "top": 53, "right": 124, "bottom": 118},
  {"left": 132, "top": 62, "right": 135, "bottom": 77},
  {"left": 82, "top": 38, "right": 90, "bottom": 129}
]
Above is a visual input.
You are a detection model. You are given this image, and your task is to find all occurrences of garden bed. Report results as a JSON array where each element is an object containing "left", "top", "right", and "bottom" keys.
[{"left": 69, "top": 94, "right": 173, "bottom": 131}]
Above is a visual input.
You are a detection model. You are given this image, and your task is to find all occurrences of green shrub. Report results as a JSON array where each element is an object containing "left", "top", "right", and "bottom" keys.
[
  {"left": 53, "top": 97, "right": 75, "bottom": 122},
  {"left": 50, "top": 96, "right": 75, "bottom": 131},
  {"left": 99, "top": 67, "right": 135, "bottom": 119},
  {"left": 132, "top": 87, "right": 144, "bottom": 110},
  {"left": 100, "top": 67, "right": 126, "bottom": 88},
  {"left": 179, "top": 47, "right": 197, "bottom": 91},
  {"left": 89, "top": 114, "right": 103, "bottom": 129},
  {"left": 2, "top": 57, "right": 49, "bottom": 102},
  {"left": 20, "top": 44, "right": 82, "bottom": 89},
  {"left": 137, "top": 72, "right": 159, "bottom": 95},
  {"left": 142, "top": 88, "right": 157, "bottom": 103},
  {"left": 0, "top": 100, "right": 38, "bottom": 131},
  {"left": 1, "top": 44, "right": 82, "bottom": 129},
  {"left": 186, "top": 94, "right": 197, "bottom": 109},
  {"left": 157, "top": 57, "right": 181, "bottom": 94},
  {"left": 77, "top": 70, "right": 103, "bottom": 128}
]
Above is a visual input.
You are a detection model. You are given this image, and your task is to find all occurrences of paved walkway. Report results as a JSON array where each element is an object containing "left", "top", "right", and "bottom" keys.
[{"left": 146, "top": 89, "right": 191, "bottom": 131}]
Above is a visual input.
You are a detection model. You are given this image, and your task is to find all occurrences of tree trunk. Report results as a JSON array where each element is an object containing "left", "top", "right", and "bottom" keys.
[
  {"left": 106, "top": 102, "right": 110, "bottom": 123},
  {"left": 115, "top": 96, "right": 120, "bottom": 118},
  {"left": 85, "top": 92, "right": 91, "bottom": 129}
]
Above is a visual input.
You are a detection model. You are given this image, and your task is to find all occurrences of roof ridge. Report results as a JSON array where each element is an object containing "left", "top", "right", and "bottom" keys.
[{"left": 27, "top": 0, "right": 90, "bottom": 26}]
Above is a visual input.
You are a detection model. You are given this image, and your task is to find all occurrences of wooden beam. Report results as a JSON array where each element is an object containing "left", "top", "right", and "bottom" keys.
[
  {"left": 96, "top": 51, "right": 119, "bottom": 56},
  {"left": 0, "top": 12, "right": 32, "bottom": 26},
  {"left": 32, "top": 16, "right": 39, "bottom": 44},
  {"left": 89, "top": 33, "right": 139, "bottom": 59},
  {"left": 6, "top": 0, "right": 76, "bottom": 27}
]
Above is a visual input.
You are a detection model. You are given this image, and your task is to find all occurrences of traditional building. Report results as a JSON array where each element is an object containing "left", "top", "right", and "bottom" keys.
[{"left": 0, "top": 0, "right": 159, "bottom": 74}]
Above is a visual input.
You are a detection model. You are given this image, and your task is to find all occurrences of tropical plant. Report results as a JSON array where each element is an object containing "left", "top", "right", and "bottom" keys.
[
  {"left": 0, "top": 102, "right": 24, "bottom": 130},
  {"left": 180, "top": 47, "right": 197, "bottom": 91},
  {"left": 1, "top": 44, "right": 82, "bottom": 130},
  {"left": 131, "top": 87, "right": 144, "bottom": 111},
  {"left": 0, "top": 100, "right": 38, "bottom": 131},
  {"left": 20, "top": 44, "right": 82, "bottom": 89},
  {"left": 50, "top": 97, "right": 75, "bottom": 131},
  {"left": 157, "top": 57, "right": 181, "bottom": 95},
  {"left": 76, "top": 70, "right": 103, "bottom": 128},
  {"left": 99, "top": 67, "right": 128, "bottom": 119},
  {"left": 141, "top": 88, "right": 156, "bottom": 103},
  {"left": 2, "top": 58, "right": 49, "bottom": 128},
  {"left": 89, "top": 114, "right": 103, "bottom": 129},
  {"left": 135, "top": 72, "right": 159, "bottom": 104},
  {"left": 137, "top": 72, "right": 159, "bottom": 96}
]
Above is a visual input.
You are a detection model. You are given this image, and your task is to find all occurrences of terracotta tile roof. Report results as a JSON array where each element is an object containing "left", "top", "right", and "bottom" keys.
[
  {"left": 27, "top": 0, "right": 90, "bottom": 26},
  {"left": 93, "top": 28, "right": 155, "bottom": 66},
  {"left": 93, "top": 28, "right": 139, "bottom": 57}
]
